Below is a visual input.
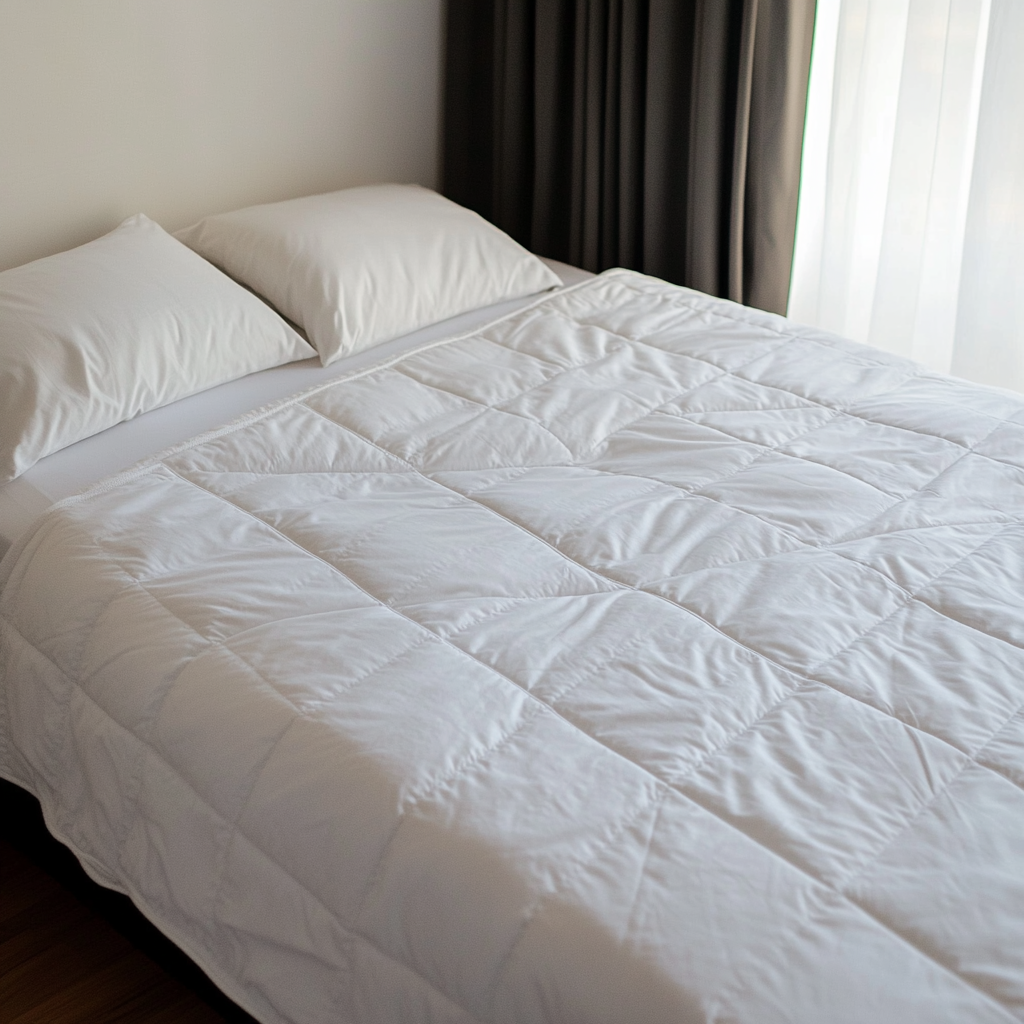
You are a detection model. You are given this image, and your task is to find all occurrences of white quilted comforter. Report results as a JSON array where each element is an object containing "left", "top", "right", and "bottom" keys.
[{"left": 2, "top": 270, "right": 1023, "bottom": 1024}]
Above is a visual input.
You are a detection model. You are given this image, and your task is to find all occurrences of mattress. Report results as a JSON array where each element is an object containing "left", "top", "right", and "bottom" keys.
[{"left": 2, "top": 268, "right": 1023, "bottom": 1024}]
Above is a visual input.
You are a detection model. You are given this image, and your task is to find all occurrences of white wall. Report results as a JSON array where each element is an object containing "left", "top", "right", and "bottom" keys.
[{"left": 0, "top": 0, "right": 443, "bottom": 271}]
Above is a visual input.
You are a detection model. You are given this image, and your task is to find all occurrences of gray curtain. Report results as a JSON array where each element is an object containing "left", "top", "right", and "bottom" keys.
[{"left": 443, "top": 0, "right": 816, "bottom": 315}]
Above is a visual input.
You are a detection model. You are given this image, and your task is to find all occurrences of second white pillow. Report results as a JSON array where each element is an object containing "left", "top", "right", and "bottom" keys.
[{"left": 175, "top": 184, "right": 562, "bottom": 366}]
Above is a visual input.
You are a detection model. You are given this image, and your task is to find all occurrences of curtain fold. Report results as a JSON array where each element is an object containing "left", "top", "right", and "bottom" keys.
[
  {"left": 443, "top": 0, "right": 816, "bottom": 315},
  {"left": 789, "top": 0, "right": 1024, "bottom": 392}
]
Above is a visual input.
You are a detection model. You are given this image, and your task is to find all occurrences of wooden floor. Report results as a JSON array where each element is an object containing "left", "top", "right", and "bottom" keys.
[{"left": 0, "top": 781, "right": 258, "bottom": 1024}]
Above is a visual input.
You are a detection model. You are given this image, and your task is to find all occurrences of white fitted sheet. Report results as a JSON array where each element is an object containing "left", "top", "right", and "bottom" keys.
[{"left": 0, "top": 259, "right": 589, "bottom": 558}]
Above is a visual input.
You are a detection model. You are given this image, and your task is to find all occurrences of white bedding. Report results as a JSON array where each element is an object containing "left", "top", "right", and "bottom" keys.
[
  {"left": 2, "top": 269, "right": 1023, "bottom": 1023},
  {"left": 0, "top": 260, "right": 588, "bottom": 558}
]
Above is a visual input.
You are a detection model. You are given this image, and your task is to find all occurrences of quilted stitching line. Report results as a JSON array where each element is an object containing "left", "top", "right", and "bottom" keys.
[
  {"left": 485, "top": 786, "right": 670, "bottom": 1014},
  {"left": 247, "top": 493, "right": 445, "bottom": 571},
  {"left": 151, "top": 472, "right": 607, "bottom": 949},
  {"left": 972, "top": 708, "right": 1024, "bottom": 798},
  {"left": 807, "top": 518, "right": 1024, "bottom": 678},
  {"left": 837, "top": 736, "right": 1024, "bottom": 899},
  {"left": 581, "top": 459, "right": 1018, "bottom": 630},
  {"left": 489, "top": 340, "right": 723, "bottom": 424},
  {"left": 46, "top": 657, "right": 492, "bottom": 1024},
  {"left": 187, "top": 467, "right": 417, "bottom": 478},
  {"left": 604, "top": 499, "right": 933, "bottom": 599},
  {"left": 306, "top": 425, "right": 661, "bottom": 602},
  {"left": 516, "top": 612, "right": 667, "bottom": 711},
  {"left": 320, "top": 302, "right": 727, "bottom": 465},
  {"left": 290, "top": 413, "right": 648, "bottom": 612},
  {"left": 295, "top": 412, "right": 859, "bottom": 654},
  {"left": 564, "top": 285, "right": 1022, "bottom": 457},
  {"left": 664, "top": 408, "right": 912, "bottom": 502},
  {"left": 589, "top": 515, "right": 1024, "bottom": 784},
  {"left": 0, "top": 520, "right": 174, "bottom": 847},
  {"left": 844, "top": 897, "right": 1022, "bottom": 1022},
  {"left": 414, "top": 593, "right": 546, "bottom": 641},
  {"left": 540, "top": 262, "right": 1019, "bottom": 466},
  {"left": 334, "top": 338, "right": 682, "bottom": 469},
  {"left": 630, "top": 678, "right": 816, "bottom": 793},
  {"left": 544, "top": 457, "right": 932, "bottom": 589},
  {"left": 281, "top": 520, "right": 837, "bottom": 906},
  {"left": 672, "top": 785, "right": 1022, "bottom": 1022},
  {"left": 825, "top": 517, "right": 1018, "bottom": 542},
  {"left": 221, "top": 629, "right": 434, "bottom": 718},
  {"left": 334, "top": 389, "right": 571, "bottom": 469},
  {"left": 912, "top": 594, "right": 1024, "bottom": 656},
  {"left": 426, "top": 585, "right": 828, "bottom": 843},
  {"left": 161, "top": 465, "right": 592, "bottom": 658},
  {"left": 691, "top": 698, "right": 977, "bottom": 891},
  {"left": 201, "top": 632, "right": 453, "bottom": 963},
  {"left": 0, "top": 616, "right": 80, "bottom": 830},
  {"left": 839, "top": 760, "right": 977, "bottom": 886},
  {"left": 803, "top": 598, "right": 928, "bottom": 680},
  {"left": 525, "top": 476, "right": 670, "bottom": 544},
  {"left": 640, "top": 403, "right": 876, "bottom": 500},
  {"left": 606, "top": 311, "right": 793, "bottom": 353},
  {"left": 387, "top": 363, "right": 579, "bottom": 462},
  {"left": 634, "top": 536, "right": 808, "bottom": 587},
  {"left": 163, "top": 479, "right": 694, "bottom": 898},
  {"left": 96, "top": 565, "right": 457, "bottom": 985},
  {"left": 568, "top": 351, "right": 799, "bottom": 462},
  {"left": 199, "top": 434, "right": 890, "bottom": 611},
  {"left": 765, "top": 650, "right": 1024, "bottom": 856},
  {"left": 850, "top": 426, "right": 1024, "bottom": 533},
  {"left": 204, "top": 685, "right": 301, "bottom": 961},
  {"left": 975, "top": 703, "right": 1024, "bottom": 763},
  {"left": 558, "top": 308, "right": 976, "bottom": 452},
  {"left": 579, "top": 463, "right": 825, "bottom": 552},
  {"left": 640, "top": 386, "right": 1019, "bottom": 539},
  {"left": 450, "top": 328, "right": 569, "bottom": 373},
  {"left": 731, "top": 371, "right": 1023, "bottom": 470},
  {"left": 58, "top": 512, "right": 432, "bottom": 876},
  {"left": 576, "top": 396, "right": 950, "bottom": 565},
  {"left": 78, "top": 566, "right": 218, "bottom": 857},
  {"left": 620, "top": 790, "right": 668, "bottom": 945},
  {"left": 351, "top": 701, "right": 545, "bottom": 928},
  {"left": 163, "top": 461, "right": 492, "bottom": 608},
  {"left": 464, "top": 307, "right": 650, "bottom": 403},
  {"left": 377, "top": 538, "right": 517, "bottom": 606},
  {"left": 645, "top": 585, "right": 1007, "bottom": 767},
  {"left": 424, "top": 302, "right": 796, "bottom": 466}
]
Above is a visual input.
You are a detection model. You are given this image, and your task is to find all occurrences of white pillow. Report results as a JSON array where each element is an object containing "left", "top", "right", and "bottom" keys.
[
  {"left": 0, "top": 214, "right": 315, "bottom": 484},
  {"left": 175, "top": 184, "right": 562, "bottom": 365}
]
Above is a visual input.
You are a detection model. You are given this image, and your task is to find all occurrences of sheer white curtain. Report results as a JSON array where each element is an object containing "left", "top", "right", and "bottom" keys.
[{"left": 788, "top": 0, "right": 1024, "bottom": 392}]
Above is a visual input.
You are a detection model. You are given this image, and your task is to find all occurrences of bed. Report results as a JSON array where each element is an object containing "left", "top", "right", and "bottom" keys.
[{"left": 1, "top": 185, "right": 1022, "bottom": 1024}]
